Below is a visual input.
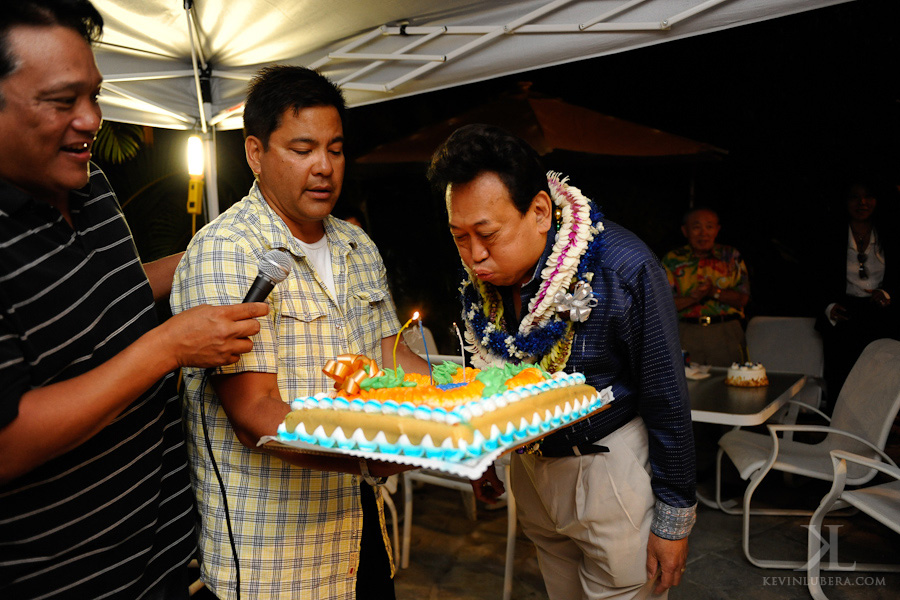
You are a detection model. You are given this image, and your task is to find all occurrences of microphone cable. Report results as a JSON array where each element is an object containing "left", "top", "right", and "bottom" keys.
[
  {"left": 198, "top": 367, "right": 241, "bottom": 600},
  {"left": 191, "top": 248, "right": 291, "bottom": 600}
]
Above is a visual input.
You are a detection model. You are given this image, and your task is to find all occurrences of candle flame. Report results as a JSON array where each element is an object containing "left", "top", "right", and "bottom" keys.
[{"left": 393, "top": 311, "right": 421, "bottom": 370}]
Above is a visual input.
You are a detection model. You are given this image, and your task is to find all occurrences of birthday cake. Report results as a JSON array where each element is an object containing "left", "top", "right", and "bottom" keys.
[
  {"left": 725, "top": 362, "right": 768, "bottom": 387},
  {"left": 276, "top": 356, "right": 606, "bottom": 460}
]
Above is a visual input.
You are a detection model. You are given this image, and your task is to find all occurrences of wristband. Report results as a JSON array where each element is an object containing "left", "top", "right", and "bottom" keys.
[{"left": 359, "top": 458, "right": 387, "bottom": 486}]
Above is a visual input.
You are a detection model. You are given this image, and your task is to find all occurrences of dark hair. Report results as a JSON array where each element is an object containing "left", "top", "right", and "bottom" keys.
[
  {"left": 243, "top": 65, "right": 346, "bottom": 149},
  {"left": 0, "top": 0, "right": 103, "bottom": 98},
  {"left": 846, "top": 182, "right": 877, "bottom": 202},
  {"left": 839, "top": 180, "right": 900, "bottom": 251},
  {"left": 682, "top": 206, "right": 719, "bottom": 225},
  {"left": 427, "top": 124, "right": 550, "bottom": 215},
  {"left": 844, "top": 181, "right": 890, "bottom": 229}
]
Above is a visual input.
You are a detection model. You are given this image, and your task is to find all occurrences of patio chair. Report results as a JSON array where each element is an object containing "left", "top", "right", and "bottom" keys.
[
  {"left": 715, "top": 338, "right": 900, "bottom": 568},
  {"left": 401, "top": 460, "right": 517, "bottom": 600},
  {"left": 745, "top": 316, "right": 825, "bottom": 431},
  {"left": 807, "top": 450, "right": 900, "bottom": 600}
]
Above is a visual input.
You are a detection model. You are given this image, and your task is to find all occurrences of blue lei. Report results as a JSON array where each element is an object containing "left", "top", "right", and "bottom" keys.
[{"left": 460, "top": 198, "right": 605, "bottom": 364}]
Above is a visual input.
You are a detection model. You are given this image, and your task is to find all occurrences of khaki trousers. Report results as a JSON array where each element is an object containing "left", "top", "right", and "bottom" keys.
[
  {"left": 678, "top": 319, "right": 745, "bottom": 367},
  {"left": 511, "top": 417, "right": 664, "bottom": 600}
]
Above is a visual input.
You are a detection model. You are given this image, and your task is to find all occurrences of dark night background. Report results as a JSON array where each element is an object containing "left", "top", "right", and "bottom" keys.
[{"left": 98, "top": 0, "right": 899, "bottom": 353}]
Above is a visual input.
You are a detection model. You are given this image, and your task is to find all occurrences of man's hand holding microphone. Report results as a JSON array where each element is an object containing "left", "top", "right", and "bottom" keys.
[{"left": 159, "top": 249, "right": 292, "bottom": 370}]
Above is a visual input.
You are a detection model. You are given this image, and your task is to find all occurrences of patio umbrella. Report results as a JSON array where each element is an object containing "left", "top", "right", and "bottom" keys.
[{"left": 355, "top": 84, "right": 726, "bottom": 164}]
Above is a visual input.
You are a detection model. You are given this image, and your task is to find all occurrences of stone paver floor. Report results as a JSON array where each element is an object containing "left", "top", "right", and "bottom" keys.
[{"left": 393, "top": 473, "right": 900, "bottom": 600}]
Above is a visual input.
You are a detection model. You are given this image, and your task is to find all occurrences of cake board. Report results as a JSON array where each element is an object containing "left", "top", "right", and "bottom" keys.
[{"left": 259, "top": 387, "right": 613, "bottom": 479}]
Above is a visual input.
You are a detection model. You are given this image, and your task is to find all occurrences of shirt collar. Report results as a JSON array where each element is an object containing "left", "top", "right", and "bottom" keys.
[
  {"left": 247, "top": 181, "right": 357, "bottom": 257},
  {"left": 521, "top": 217, "right": 558, "bottom": 294},
  {"left": 0, "top": 178, "right": 32, "bottom": 216},
  {"left": 686, "top": 243, "right": 723, "bottom": 260},
  {"left": 323, "top": 212, "right": 357, "bottom": 255},
  {"left": 0, "top": 171, "right": 92, "bottom": 217}
]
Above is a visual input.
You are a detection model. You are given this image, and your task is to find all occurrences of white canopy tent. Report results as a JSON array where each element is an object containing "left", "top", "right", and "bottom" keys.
[{"left": 92, "top": 0, "right": 856, "bottom": 217}]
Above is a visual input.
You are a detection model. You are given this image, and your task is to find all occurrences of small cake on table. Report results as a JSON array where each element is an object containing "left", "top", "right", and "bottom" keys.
[{"left": 725, "top": 362, "right": 768, "bottom": 387}]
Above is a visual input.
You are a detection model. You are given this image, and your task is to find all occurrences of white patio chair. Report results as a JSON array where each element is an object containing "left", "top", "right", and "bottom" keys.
[
  {"left": 807, "top": 450, "right": 900, "bottom": 600},
  {"left": 745, "top": 316, "right": 825, "bottom": 430},
  {"left": 402, "top": 460, "right": 517, "bottom": 600},
  {"left": 715, "top": 338, "right": 900, "bottom": 568}
]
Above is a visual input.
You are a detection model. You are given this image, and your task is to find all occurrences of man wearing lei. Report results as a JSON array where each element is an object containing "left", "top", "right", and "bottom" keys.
[{"left": 429, "top": 124, "right": 696, "bottom": 599}]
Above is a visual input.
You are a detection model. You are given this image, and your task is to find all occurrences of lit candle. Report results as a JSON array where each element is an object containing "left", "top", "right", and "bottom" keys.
[
  {"left": 453, "top": 322, "right": 466, "bottom": 382},
  {"left": 418, "top": 316, "right": 434, "bottom": 385},
  {"left": 392, "top": 311, "right": 419, "bottom": 371}
]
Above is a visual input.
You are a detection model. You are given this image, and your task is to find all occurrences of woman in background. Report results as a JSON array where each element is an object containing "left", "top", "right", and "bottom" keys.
[{"left": 817, "top": 181, "right": 899, "bottom": 406}]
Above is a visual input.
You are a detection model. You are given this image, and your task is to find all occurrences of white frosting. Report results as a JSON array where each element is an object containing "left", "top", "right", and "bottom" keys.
[
  {"left": 726, "top": 362, "right": 768, "bottom": 386},
  {"left": 278, "top": 371, "right": 604, "bottom": 459}
]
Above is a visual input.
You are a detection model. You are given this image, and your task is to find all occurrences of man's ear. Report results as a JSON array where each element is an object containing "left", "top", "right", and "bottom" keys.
[
  {"left": 681, "top": 224, "right": 689, "bottom": 239},
  {"left": 245, "top": 136, "right": 263, "bottom": 178},
  {"left": 531, "top": 191, "right": 553, "bottom": 234}
]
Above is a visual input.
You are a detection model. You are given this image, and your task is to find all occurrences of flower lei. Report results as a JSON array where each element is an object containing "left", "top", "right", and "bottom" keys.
[{"left": 460, "top": 172, "right": 604, "bottom": 372}]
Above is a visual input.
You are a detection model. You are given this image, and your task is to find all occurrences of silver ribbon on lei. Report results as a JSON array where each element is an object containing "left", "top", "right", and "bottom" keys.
[{"left": 553, "top": 281, "right": 598, "bottom": 322}]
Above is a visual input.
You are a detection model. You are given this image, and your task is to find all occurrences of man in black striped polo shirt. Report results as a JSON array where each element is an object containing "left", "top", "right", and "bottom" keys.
[{"left": 0, "top": 2, "right": 268, "bottom": 598}]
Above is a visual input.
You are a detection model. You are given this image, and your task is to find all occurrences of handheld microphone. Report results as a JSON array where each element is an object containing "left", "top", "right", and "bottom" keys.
[{"left": 242, "top": 249, "right": 292, "bottom": 302}]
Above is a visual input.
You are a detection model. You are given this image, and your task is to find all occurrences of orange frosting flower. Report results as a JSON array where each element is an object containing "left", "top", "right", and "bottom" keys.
[
  {"left": 337, "top": 365, "right": 545, "bottom": 409},
  {"left": 505, "top": 367, "right": 545, "bottom": 388}
]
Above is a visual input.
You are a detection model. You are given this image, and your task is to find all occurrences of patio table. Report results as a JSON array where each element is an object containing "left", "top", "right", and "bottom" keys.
[
  {"left": 689, "top": 367, "right": 807, "bottom": 426},
  {"left": 688, "top": 367, "right": 807, "bottom": 508}
]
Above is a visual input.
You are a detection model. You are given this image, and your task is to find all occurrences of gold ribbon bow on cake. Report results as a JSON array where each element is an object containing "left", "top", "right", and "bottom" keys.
[{"left": 322, "top": 354, "right": 384, "bottom": 395}]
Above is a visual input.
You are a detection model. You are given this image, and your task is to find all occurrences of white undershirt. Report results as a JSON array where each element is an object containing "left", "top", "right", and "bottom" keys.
[
  {"left": 845, "top": 227, "right": 885, "bottom": 297},
  {"left": 297, "top": 235, "right": 336, "bottom": 299},
  {"left": 826, "top": 226, "right": 889, "bottom": 325}
]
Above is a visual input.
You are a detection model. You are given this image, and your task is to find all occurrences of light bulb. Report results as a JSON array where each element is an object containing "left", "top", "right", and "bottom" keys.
[{"left": 187, "top": 135, "right": 204, "bottom": 177}]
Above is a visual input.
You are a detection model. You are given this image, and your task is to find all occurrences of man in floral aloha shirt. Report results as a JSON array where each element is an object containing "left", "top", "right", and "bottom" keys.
[{"left": 662, "top": 207, "right": 750, "bottom": 367}]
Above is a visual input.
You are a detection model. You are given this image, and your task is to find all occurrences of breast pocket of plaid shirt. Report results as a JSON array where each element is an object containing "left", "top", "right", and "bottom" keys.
[
  {"left": 278, "top": 300, "right": 331, "bottom": 365},
  {"left": 346, "top": 288, "right": 387, "bottom": 349}
]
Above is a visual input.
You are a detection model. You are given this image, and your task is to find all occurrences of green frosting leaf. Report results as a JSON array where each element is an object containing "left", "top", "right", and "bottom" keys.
[
  {"left": 432, "top": 361, "right": 462, "bottom": 385},
  {"left": 475, "top": 368, "right": 507, "bottom": 397},
  {"left": 358, "top": 365, "right": 416, "bottom": 390},
  {"left": 475, "top": 362, "right": 548, "bottom": 397}
]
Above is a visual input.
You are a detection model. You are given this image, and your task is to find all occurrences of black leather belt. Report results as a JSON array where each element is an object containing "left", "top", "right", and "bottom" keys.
[
  {"left": 532, "top": 443, "right": 609, "bottom": 458},
  {"left": 530, "top": 404, "right": 637, "bottom": 458},
  {"left": 679, "top": 314, "right": 740, "bottom": 326}
]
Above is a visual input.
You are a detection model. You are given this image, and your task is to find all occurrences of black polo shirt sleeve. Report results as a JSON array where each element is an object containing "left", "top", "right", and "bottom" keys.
[{"left": 0, "top": 309, "right": 28, "bottom": 428}]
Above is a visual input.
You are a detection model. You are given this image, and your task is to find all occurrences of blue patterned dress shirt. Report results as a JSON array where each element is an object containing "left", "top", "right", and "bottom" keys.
[{"left": 499, "top": 219, "right": 697, "bottom": 538}]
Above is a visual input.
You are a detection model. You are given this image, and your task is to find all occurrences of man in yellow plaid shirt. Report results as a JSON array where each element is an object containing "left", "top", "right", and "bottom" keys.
[{"left": 170, "top": 66, "right": 427, "bottom": 600}]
